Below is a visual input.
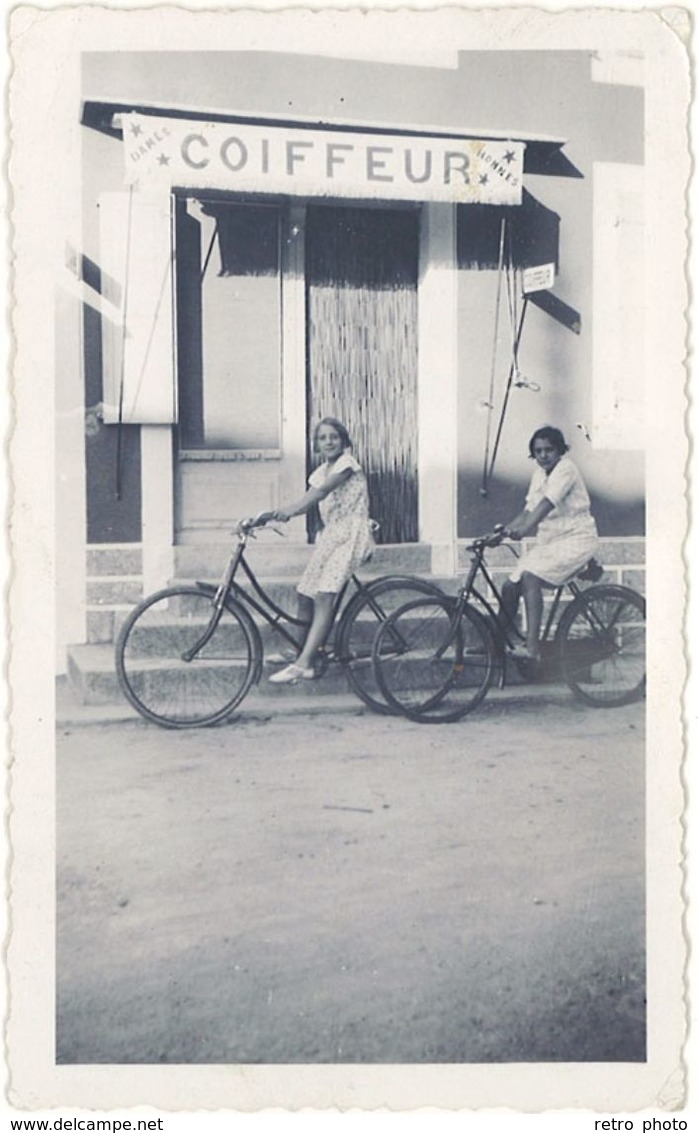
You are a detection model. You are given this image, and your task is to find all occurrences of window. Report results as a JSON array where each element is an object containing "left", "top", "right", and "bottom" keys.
[{"left": 176, "top": 199, "right": 282, "bottom": 452}]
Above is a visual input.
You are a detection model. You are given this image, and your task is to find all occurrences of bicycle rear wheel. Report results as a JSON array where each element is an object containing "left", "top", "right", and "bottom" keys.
[
  {"left": 116, "top": 586, "right": 259, "bottom": 727},
  {"left": 372, "top": 596, "right": 495, "bottom": 723},
  {"left": 336, "top": 576, "right": 444, "bottom": 713},
  {"left": 557, "top": 584, "right": 646, "bottom": 707}
]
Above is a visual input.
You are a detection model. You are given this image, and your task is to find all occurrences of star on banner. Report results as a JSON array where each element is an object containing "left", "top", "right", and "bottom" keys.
[
  {"left": 504, "top": 150, "right": 516, "bottom": 164},
  {"left": 130, "top": 123, "right": 143, "bottom": 137},
  {"left": 157, "top": 154, "right": 171, "bottom": 166},
  {"left": 479, "top": 174, "right": 489, "bottom": 185}
]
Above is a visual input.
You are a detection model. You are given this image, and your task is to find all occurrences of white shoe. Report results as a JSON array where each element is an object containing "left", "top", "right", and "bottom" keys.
[
  {"left": 509, "top": 645, "right": 541, "bottom": 663},
  {"left": 268, "top": 663, "right": 315, "bottom": 684},
  {"left": 265, "top": 650, "right": 298, "bottom": 664}
]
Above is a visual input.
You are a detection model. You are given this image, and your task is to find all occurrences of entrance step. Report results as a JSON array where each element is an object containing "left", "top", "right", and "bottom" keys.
[
  {"left": 173, "top": 541, "right": 433, "bottom": 581},
  {"left": 66, "top": 621, "right": 538, "bottom": 714},
  {"left": 67, "top": 642, "right": 357, "bottom": 708},
  {"left": 86, "top": 605, "right": 134, "bottom": 645},
  {"left": 86, "top": 577, "right": 143, "bottom": 606},
  {"left": 171, "top": 575, "right": 457, "bottom": 621},
  {"left": 82, "top": 570, "right": 453, "bottom": 649}
]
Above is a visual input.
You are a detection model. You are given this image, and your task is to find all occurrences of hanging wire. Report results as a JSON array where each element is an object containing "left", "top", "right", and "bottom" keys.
[
  {"left": 506, "top": 255, "right": 518, "bottom": 369},
  {"left": 115, "top": 185, "right": 135, "bottom": 501},
  {"left": 121, "top": 255, "right": 173, "bottom": 425},
  {"left": 480, "top": 217, "right": 507, "bottom": 497},
  {"left": 507, "top": 259, "right": 541, "bottom": 392},
  {"left": 488, "top": 283, "right": 530, "bottom": 484}
]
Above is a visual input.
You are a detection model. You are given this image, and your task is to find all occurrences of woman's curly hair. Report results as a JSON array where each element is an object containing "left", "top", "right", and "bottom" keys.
[{"left": 528, "top": 425, "right": 570, "bottom": 458}]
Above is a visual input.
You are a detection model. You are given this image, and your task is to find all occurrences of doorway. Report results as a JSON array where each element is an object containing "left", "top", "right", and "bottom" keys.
[{"left": 305, "top": 204, "right": 419, "bottom": 544}]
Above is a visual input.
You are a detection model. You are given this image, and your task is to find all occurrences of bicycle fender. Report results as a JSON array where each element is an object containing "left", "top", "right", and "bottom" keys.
[
  {"left": 360, "top": 573, "right": 443, "bottom": 593},
  {"left": 553, "top": 583, "right": 646, "bottom": 645},
  {"left": 194, "top": 581, "right": 218, "bottom": 595},
  {"left": 193, "top": 584, "right": 264, "bottom": 686},
  {"left": 227, "top": 598, "right": 264, "bottom": 686}
]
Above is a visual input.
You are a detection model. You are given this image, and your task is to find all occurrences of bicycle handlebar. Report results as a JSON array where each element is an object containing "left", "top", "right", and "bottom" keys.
[
  {"left": 239, "top": 516, "right": 507, "bottom": 549},
  {"left": 465, "top": 524, "right": 509, "bottom": 552},
  {"left": 236, "top": 514, "right": 285, "bottom": 537}
]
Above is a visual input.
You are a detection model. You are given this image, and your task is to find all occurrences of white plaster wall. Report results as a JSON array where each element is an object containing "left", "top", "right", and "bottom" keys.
[{"left": 55, "top": 284, "right": 87, "bottom": 670}]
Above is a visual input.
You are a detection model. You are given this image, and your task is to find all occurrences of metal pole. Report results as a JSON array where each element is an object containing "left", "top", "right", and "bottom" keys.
[
  {"left": 480, "top": 218, "right": 507, "bottom": 497},
  {"left": 487, "top": 295, "right": 529, "bottom": 486}
]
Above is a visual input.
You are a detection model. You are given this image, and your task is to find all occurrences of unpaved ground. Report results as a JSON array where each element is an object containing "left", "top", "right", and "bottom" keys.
[{"left": 56, "top": 694, "right": 645, "bottom": 1064}]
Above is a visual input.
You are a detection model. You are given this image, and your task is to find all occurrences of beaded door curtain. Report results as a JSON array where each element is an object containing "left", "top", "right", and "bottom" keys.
[{"left": 305, "top": 204, "right": 419, "bottom": 544}]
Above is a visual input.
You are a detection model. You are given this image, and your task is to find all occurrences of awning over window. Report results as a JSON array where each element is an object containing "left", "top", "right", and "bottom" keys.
[
  {"left": 457, "top": 191, "right": 562, "bottom": 270},
  {"left": 82, "top": 99, "right": 582, "bottom": 202}
]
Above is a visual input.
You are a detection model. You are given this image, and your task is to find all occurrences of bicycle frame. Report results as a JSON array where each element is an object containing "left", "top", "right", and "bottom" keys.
[
  {"left": 454, "top": 539, "right": 585, "bottom": 658},
  {"left": 186, "top": 527, "right": 357, "bottom": 664},
  {"left": 453, "top": 543, "right": 524, "bottom": 654}
]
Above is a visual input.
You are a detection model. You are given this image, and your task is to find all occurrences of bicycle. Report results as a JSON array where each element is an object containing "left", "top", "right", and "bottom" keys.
[
  {"left": 371, "top": 527, "right": 646, "bottom": 723},
  {"left": 115, "top": 515, "right": 443, "bottom": 728}
]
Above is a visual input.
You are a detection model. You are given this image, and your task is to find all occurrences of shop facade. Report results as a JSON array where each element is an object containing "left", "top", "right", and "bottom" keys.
[{"left": 57, "top": 49, "right": 646, "bottom": 671}]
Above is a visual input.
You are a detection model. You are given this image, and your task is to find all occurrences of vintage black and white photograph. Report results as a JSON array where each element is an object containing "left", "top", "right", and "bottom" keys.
[{"left": 7, "top": 3, "right": 690, "bottom": 1115}]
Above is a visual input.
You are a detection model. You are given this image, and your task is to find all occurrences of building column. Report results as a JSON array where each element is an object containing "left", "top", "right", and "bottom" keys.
[
  {"left": 141, "top": 425, "right": 174, "bottom": 592},
  {"left": 418, "top": 202, "right": 458, "bottom": 575}
]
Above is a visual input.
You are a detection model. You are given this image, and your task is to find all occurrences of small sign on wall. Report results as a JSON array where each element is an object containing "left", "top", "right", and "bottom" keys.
[{"left": 523, "top": 263, "right": 556, "bottom": 293}]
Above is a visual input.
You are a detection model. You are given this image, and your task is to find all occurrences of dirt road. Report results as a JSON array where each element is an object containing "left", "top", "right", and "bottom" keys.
[{"left": 56, "top": 693, "right": 645, "bottom": 1064}]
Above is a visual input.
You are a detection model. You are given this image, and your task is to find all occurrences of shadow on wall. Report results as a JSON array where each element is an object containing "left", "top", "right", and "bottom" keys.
[
  {"left": 83, "top": 301, "right": 142, "bottom": 544},
  {"left": 458, "top": 472, "right": 645, "bottom": 539}
]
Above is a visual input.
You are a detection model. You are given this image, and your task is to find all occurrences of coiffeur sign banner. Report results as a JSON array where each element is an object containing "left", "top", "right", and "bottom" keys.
[{"left": 122, "top": 113, "right": 525, "bottom": 205}]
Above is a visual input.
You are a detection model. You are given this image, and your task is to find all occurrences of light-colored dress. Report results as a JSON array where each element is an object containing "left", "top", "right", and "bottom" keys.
[
  {"left": 297, "top": 451, "right": 375, "bottom": 597},
  {"left": 510, "top": 454, "right": 599, "bottom": 586}
]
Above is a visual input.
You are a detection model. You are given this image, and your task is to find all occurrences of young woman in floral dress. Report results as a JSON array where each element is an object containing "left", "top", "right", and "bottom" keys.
[{"left": 267, "top": 417, "right": 375, "bottom": 683}]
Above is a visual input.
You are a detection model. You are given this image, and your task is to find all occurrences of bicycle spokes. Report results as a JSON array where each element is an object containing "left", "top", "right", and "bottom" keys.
[
  {"left": 116, "top": 587, "right": 257, "bottom": 727},
  {"left": 558, "top": 587, "right": 645, "bottom": 707},
  {"left": 373, "top": 597, "right": 495, "bottom": 722}
]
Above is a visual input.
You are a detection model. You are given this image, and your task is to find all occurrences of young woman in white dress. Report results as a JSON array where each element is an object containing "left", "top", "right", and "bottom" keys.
[{"left": 502, "top": 426, "right": 599, "bottom": 661}]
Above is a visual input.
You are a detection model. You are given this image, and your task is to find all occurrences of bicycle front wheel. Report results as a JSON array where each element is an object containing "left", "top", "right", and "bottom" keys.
[
  {"left": 336, "top": 576, "right": 445, "bottom": 713},
  {"left": 372, "top": 596, "right": 495, "bottom": 723},
  {"left": 116, "top": 586, "right": 259, "bottom": 728},
  {"left": 557, "top": 584, "right": 646, "bottom": 707}
]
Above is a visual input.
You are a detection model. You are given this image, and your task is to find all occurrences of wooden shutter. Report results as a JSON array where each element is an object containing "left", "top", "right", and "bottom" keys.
[{"left": 98, "top": 190, "right": 176, "bottom": 424}]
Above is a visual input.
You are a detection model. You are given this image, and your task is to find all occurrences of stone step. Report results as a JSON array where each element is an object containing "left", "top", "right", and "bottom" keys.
[
  {"left": 173, "top": 540, "right": 433, "bottom": 580},
  {"left": 67, "top": 617, "right": 542, "bottom": 710},
  {"left": 68, "top": 643, "right": 357, "bottom": 706},
  {"left": 87, "top": 546, "right": 143, "bottom": 577},
  {"left": 56, "top": 673, "right": 374, "bottom": 726},
  {"left": 174, "top": 574, "right": 456, "bottom": 612},
  {"left": 86, "top": 577, "right": 144, "bottom": 606},
  {"left": 86, "top": 605, "right": 134, "bottom": 644},
  {"left": 82, "top": 573, "right": 458, "bottom": 648},
  {"left": 98, "top": 587, "right": 460, "bottom": 657},
  {"left": 68, "top": 645, "right": 124, "bottom": 706}
]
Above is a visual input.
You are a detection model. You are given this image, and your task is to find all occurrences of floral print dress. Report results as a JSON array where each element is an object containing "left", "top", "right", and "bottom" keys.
[{"left": 297, "top": 451, "right": 375, "bottom": 597}]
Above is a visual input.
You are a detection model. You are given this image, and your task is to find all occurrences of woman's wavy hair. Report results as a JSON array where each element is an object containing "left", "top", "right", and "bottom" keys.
[
  {"left": 528, "top": 425, "right": 570, "bottom": 459},
  {"left": 313, "top": 417, "right": 353, "bottom": 453}
]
